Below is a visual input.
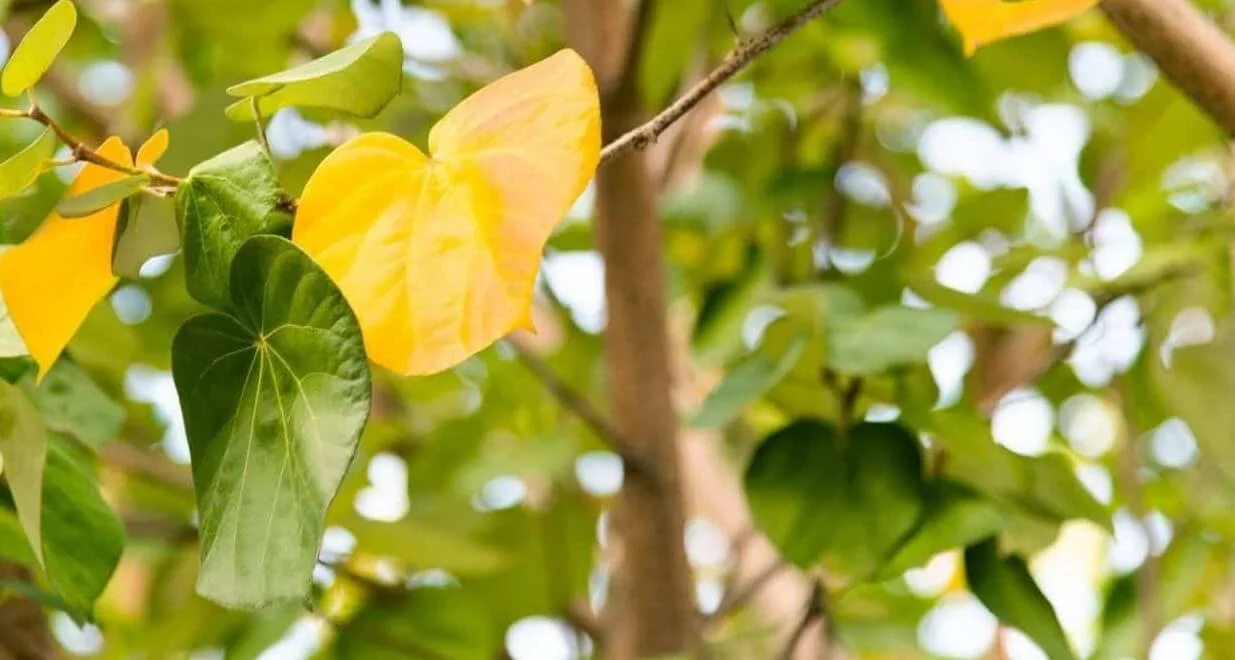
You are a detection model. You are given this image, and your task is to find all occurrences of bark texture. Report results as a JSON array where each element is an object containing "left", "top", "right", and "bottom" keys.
[
  {"left": 565, "top": 1, "right": 699, "bottom": 657},
  {"left": 1102, "top": 0, "right": 1235, "bottom": 136}
]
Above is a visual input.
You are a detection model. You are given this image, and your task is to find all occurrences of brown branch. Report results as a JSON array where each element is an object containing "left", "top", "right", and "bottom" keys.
[
  {"left": 26, "top": 105, "right": 182, "bottom": 188},
  {"left": 778, "top": 581, "right": 827, "bottom": 660},
  {"left": 708, "top": 558, "right": 787, "bottom": 622},
  {"left": 101, "top": 442, "right": 194, "bottom": 493},
  {"left": 505, "top": 336, "right": 651, "bottom": 476},
  {"left": 565, "top": 601, "right": 605, "bottom": 643},
  {"left": 1102, "top": 0, "right": 1235, "bottom": 136},
  {"left": 598, "top": 0, "right": 845, "bottom": 166}
]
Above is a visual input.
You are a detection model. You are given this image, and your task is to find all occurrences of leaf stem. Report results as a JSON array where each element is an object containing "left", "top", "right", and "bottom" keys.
[
  {"left": 251, "top": 97, "right": 273, "bottom": 160},
  {"left": 25, "top": 105, "right": 183, "bottom": 188},
  {"left": 598, "top": 0, "right": 845, "bottom": 166}
]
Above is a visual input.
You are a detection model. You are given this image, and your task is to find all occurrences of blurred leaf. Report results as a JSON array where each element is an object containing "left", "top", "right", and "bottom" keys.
[
  {"left": 828, "top": 305, "right": 956, "bottom": 374},
  {"left": 40, "top": 434, "right": 125, "bottom": 622},
  {"left": 1, "top": 0, "right": 77, "bottom": 96},
  {"left": 1096, "top": 529, "right": 1214, "bottom": 658},
  {"left": 348, "top": 516, "right": 507, "bottom": 576},
  {"left": 336, "top": 586, "right": 497, "bottom": 660},
  {"left": 22, "top": 359, "right": 124, "bottom": 447},
  {"left": 878, "top": 481, "right": 1004, "bottom": 579},
  {"left": 225, "top": 32, "right": 404, "bottom": 121},
  {"left": 640, "top": 0, "right": 708, "bottom": 105},
  {"left": 111, "top": 194, "right": 180, "bottom": 279},
  {"left": 462, "top": 491, "right": 598, "bottom": 633},
  {"left": 914, "top": 406, "right": 1110, "bottom": 531},
  {"left": 691, "top": 318, "right": 807, "bottom": 428},
  {"left": 177, "top": 141, "right": 281, "bottom": 310},
  {"left": 57, "top": 174, "right": 149, "bottom": 218},
  {"left": 745, "top": 421, "right": 926, "bottom": 576},
  {"left": 965, "top": 538, "right": 1076, "bottom": 660},
  {"left": 0, "top": 379, "right": 46, "bottom": 565},
  {"left": 172, "top": 236, "right": 371, "bottom": 608},
  {"left": 0, "top": 128, "right": 56, "bottom": 201}
]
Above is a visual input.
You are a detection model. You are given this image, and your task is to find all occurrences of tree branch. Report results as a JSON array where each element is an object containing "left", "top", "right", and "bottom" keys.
[
  {"left": 1102, "top": 0, "right": 1235, "bottom": 136},
  {"left": 777, "top": 581, "right": 827, "bottom": 660},
  {"left": 598, "top": 0, "right": 845, "bottom": 166},
  {"left": 505, "top": 336, "right": 651, "bottom": 476}
]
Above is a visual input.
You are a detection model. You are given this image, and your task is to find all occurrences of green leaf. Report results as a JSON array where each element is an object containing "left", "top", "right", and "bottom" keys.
[
  {"left": 878, "top": 482, "right": 1004, "bottom": 579},
  {"left": 1, "top": 0, "right": 76, "bottom": 96},
  {"left": 56, "top": 173, "right": 148, "bottom": 218},
  {"left": 828, "top": 305, "right": 957, "bottom": 374},
  {"left": 0, "top": 127, "right": 56, "bottom": 201},
  {"left": 336, "top": 586, "right": 497, "bottom": 660},
  {"left": 22, "top": 359, "right": 124, "bottom": 447},
  {"left": 905, "top": 274, "right": 1050, "bottom": 327},
  {"left": 0, "top": 380, "right": 47, "bottom": 566},
  {"left": 346, "top": 516, "right": 507, "bottom": 576},
  {"left": 176, "top": 141, "right": 281, "bottom": 310},
  {"left": 224, "top": 32, "right": 404, "bottom": 121},
  {"left": 0, "top": 507, "right": 37, "bottom": 567},
  {"left": 40, "top": 433, "right": 125, "bottom": 621},
  {"left": 172, "top": 235, "right": 371, "bottom": 608},
  {"left": 744, "top": 421, "right": 926, "bottom": 576},
  {"left": 965, "top": 538, "right": 1076, "bottom": 660},
  {"left": 691, "top": 318, "right": 807, "bottom": 428},
  {"left": 111, "top": 194, "right": 179, "bottom": 278},
  {"left": 639, "top": 0, "right": 709, "bottom": 105},
  {"left": 917, "top": 407, "right": 1111, "bottom": 532}
]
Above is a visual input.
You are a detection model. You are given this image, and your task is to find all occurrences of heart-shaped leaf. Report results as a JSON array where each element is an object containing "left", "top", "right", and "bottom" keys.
[
  {"left": 1, "top": 0, "right": 76, "bottom": 96},
  {"left": 0, "top": 137, "right": 132, "bottom": 379},
  {"left": 939, "top": 0, "right": 1100, "bottom": 55},
  {"left": 744, "top": 421, "right": 927, "bottom": 575},
  {"left": 177, "top": 141, "right": 282, "bottom": 310},
  {"left": 172, "top": 235, "right": 371, "bottom": 608},
  {"left": 225, "top": 32, "right": 404, "bottom": 121},
  {"left": 0, "top": 127, "right": 57, "bottom": 200},
  {"left": 293, "top": 48, "right": 600, "bottom": 375},
  {"left": 691, "top": 317, "right": 807, "bottom": 428}
]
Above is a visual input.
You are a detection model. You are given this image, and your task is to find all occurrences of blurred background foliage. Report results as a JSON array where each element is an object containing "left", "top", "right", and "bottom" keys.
[{"left": 2, "top": 0, "right": 1235, "bottom": 657}]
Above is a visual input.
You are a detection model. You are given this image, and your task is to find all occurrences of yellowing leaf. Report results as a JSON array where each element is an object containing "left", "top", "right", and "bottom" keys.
[
  {"left": 0, "top": 138, "right": 130, "bottom": 380},
  {"left": 135, "top": 128, "right": 169, "bottom": 166},
  {"left": 293, "top": 49, "right": 600, "bottom": 375},
  {"left": 1, "top": 0, "right": 77, "bottom": 96},
  {"left": 938, "top": 0, "right": 1100, "bottom": 54}
]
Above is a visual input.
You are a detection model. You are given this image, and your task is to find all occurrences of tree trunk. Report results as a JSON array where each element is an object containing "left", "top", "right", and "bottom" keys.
[
  {"left": 0, "top": 562, "right": 54, "bottom": 660},
  {"left": 1102, "top": 0, "right": 1235, "bottom": 136},
  {"left": 565, "top": 1, "right": 699, "bottom": 657}
]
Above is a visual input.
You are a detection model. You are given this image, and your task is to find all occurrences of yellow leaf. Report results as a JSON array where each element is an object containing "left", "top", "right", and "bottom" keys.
[
  {"left": 294, "top": 49, "right": 600, "bottom": 375},
  {"left": 939, "top": 0, "right": 1100, "bottom": 54},
  {"left": 136, "top": 128, "right": 169, "bottom": 167},
  {"left": 0, "top": 138, "right": 130, "bottom": 380}
]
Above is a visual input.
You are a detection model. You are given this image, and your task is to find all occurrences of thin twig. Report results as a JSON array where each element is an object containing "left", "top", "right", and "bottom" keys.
[
  {"left": 565, "top": 601, "right": 604, "bottom": 643},
  {"left": 26, "top": 105, "right": 182, "bottom": 187},
  {"left": 778, "top": 581, "right": 825, "bottom": 660},
  {"left": 505, "top": 336, "right": 651, "bottom": 476},
  {"left": 251, "top": 97, "right": 272, "bottom": 159},
  {"left": 708, "top": 559, "right": 787, "bottom": 622},
  {"left": 598, "top": 0, "right": 844, "bottom": 166}
]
